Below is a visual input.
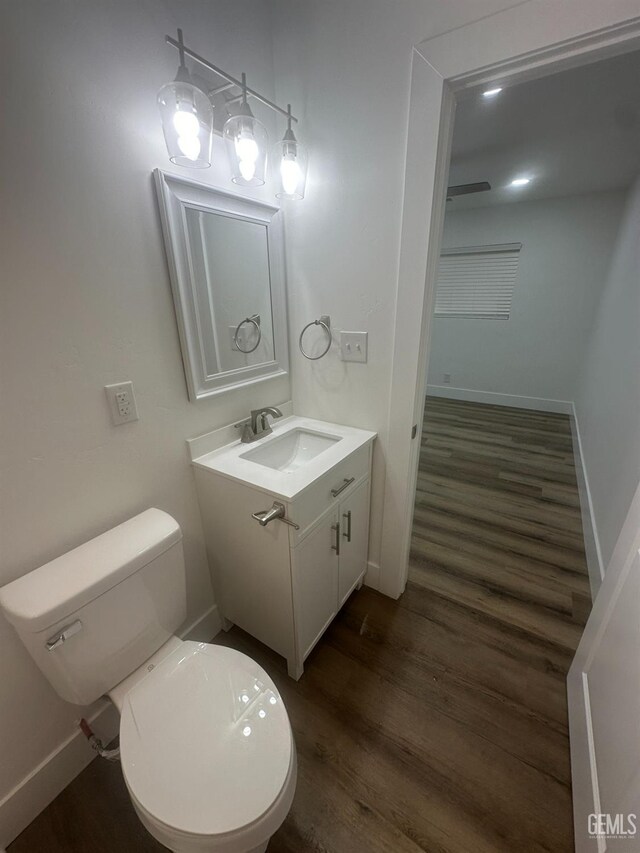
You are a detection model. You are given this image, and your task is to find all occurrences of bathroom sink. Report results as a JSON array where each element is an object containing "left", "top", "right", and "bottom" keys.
[
  {"left": 190, "top": 415, "right": 376, "bottom": 501},
  {"left": 240, "top": 428, "right": 341, "bottom": 473}
]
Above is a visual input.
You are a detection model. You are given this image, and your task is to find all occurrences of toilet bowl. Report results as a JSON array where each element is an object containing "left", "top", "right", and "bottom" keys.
[
  {"left": 110, "top": 638, "right": 297, "bottom": 852},
  {"left": 0, "top": 509, "right": 297, "bottom": 852}
]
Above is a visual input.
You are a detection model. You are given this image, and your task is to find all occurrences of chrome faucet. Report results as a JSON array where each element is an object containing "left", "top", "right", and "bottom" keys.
[{"left": 237, "top": 406, "right": 283, "bottom": 443}]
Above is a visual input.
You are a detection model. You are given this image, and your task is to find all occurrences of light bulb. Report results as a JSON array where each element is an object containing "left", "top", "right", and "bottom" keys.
[
  {"left": 177, "top": 134, "right": 201, "bottom": 161},
  {"left": 235, "top": 134, "right": 259, "bottom": 164},
  {"left": 173, "top": 109, "right": 199, "bottom": 139},
  {"left": 235, "top": 132, "right": 259, "bottom": 181},
  {"left": 280, "top": 156, "right": 301, "bottom": 196},
  {"left": 238, "top": 157, "right": 256, "bottom": 181}
]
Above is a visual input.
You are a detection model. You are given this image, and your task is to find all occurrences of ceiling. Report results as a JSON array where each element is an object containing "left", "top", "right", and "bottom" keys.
[{"left": 447, "top": 48, "right": 640, "bottom": 209}]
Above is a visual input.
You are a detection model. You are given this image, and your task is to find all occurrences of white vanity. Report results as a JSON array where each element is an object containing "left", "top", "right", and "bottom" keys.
[
  {"left": 156, "top": 172, "right": 375, "bottom": 679},
  {"left": 190, "top": 414, "right": 376, "bottom": 679}
]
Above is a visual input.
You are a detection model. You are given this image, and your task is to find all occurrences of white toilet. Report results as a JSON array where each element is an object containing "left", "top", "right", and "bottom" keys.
[{"left": 0, "top": 508, "right": 296, "bottom": 853}]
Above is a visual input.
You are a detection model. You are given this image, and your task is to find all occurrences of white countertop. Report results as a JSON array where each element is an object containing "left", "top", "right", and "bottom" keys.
[{"left": 191, "top": 415, "right": 376, "bottom": 501}]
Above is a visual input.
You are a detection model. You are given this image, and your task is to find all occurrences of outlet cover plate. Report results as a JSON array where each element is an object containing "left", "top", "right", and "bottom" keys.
[
  {"left": 339, "top": 331, "right": 368, "bottom": 363},
  {"left": 105, "top": 381, "right": 139, "bottom": 425}
]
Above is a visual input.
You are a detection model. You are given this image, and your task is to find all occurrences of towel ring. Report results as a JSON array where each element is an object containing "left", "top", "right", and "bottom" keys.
[
  {"left": 299, "top": 316, "right": 331, "bottom": 360},
  {"left": 233, "top": 314, "right": 261, "bottom": 354}
]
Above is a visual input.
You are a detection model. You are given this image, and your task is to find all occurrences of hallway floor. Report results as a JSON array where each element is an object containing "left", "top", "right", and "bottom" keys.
[
  {"left": 411, "top": 396, "right": 591, "bottom": 646},
  {"left": 8, "top": 397, "right": 590, "bottom": 853}
]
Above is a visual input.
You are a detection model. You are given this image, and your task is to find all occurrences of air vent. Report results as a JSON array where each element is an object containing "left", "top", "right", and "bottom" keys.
[{"left": 447, "top": 181, "right": 491, "bottom": 201}]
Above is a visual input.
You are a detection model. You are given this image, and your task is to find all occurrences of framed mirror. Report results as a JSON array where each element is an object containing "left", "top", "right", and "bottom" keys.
[{"left": 154, "top": 170, "right": 289, "bottom": 400}]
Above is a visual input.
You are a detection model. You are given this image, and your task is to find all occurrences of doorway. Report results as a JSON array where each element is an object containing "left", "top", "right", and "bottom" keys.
[
  {"left": 403, "top": 39, "right": 640, "bottom": 850},
  {"left": 410, "top": 46, "right": 640, "bottom": 629},
  {"left": 379, "top": 10, "right": 640, "bottom": 601}
]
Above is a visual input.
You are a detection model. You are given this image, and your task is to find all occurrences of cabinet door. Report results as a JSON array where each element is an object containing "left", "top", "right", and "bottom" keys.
[
  {"left": 291, "top": 509, "right": 339, "bottom": 661},
  {"left": 338, "top": 479, "right": 370, "bottom": 606}
]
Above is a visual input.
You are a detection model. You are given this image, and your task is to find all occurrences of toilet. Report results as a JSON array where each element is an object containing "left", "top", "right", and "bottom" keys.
[{"left": 0, "top": 508, "right": 296, "bottom": 853}]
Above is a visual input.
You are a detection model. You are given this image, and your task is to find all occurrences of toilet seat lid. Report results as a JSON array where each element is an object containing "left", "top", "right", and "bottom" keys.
[{"left": 119, "top": 641, "right": 293, "bottom": 837}]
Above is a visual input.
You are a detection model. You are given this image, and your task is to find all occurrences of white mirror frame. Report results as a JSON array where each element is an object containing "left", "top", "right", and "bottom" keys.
[{"left": 154, "top": 169, "right": 289, "bottom": 400}]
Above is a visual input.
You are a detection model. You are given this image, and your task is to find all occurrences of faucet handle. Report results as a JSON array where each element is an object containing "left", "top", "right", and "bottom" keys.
[{"left": 234, "top": 419, "right": 254, "bottom": 443}]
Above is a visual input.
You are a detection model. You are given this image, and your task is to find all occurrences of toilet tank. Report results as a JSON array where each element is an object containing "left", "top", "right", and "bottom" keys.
[{"left": 0, "top": 509, "right": 186, "bottom": 705}]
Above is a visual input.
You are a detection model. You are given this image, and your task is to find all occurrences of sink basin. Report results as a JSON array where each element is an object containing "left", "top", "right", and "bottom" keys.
[{"left": 240, "top": 428, "right": 341, "bottom": 473}]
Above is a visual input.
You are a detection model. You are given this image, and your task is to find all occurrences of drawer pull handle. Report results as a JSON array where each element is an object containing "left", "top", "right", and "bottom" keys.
[
  {"left": 331, "top": 522, "right": 341, "bottom": 556},
  {"left": 331, "top": 477, "right": 355, "bottom": 498},
  {"left": 342, "top": 510, "right": 352, "bottom": 542}
]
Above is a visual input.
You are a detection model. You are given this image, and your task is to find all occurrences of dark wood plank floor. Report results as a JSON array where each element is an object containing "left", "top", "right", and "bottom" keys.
[
  {"left": 9, "top": 397, "right": 590, "bottom": 853},
  {"left": 412, "top": 396, "right": 591, "bottom": 650}
]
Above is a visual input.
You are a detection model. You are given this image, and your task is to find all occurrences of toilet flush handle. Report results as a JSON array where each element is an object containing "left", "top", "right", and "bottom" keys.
[{"left": 46, "top": 619, "right": 83, "bottom": 651}]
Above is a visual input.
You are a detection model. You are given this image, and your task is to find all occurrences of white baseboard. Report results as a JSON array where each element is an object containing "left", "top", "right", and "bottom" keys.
[
  {"left": 364, "top": 560, "right": 381, "bottom": 590},
  {"left": 569, "top": 405, "right": 604, "bottom": 598},
  {"left": 0, "top": 700, "right": 119, "bottom": 848},
  {"left": 0, "top": 604, "right": 221, "bottom": 848},
  {"left": 426, "top": 384, "right": 573, "bottom": 414},
  {"left": 181, "top": 602, "right": 223, "bottom": 643}
]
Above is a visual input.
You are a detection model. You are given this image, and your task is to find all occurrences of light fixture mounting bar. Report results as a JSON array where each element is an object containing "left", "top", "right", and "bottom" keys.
[{"left": 165, "top": 33, "right": 299, "bottom": 123}]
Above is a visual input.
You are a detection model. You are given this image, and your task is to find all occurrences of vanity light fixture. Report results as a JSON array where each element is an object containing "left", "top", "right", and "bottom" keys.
[
  {"left": 274, "top": 105, "right": 308, "bottom": 200},
  {"left": 510, "top": 177, "right": 531, "bottom": 186},
  {"left": 223, "top": 74, "right": 268, "bottom": 186},
  {"left": 160, "top": 29, "right": 307, "bottom": 199},
  {"left": 157, "top": 29, "right": 213, "bottom": 168},
  {"left": 482, "top": 87, "right": 503, "bottom": 97}
]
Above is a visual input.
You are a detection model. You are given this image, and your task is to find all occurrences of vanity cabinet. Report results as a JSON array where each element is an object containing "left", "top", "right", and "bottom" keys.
[
  {"left": 193, "top": 433, "right": 374, "bottom": 680},
  {"left": 292, "top": 477, "right": 370, "bottom": 663}
]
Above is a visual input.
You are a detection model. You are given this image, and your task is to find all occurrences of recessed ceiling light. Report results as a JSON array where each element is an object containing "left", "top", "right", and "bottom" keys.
[
  {"left": 483, "top": 87, "right": 503, "bottom": 97},
  {"left": 510, "top": 177, "right": 531, "bottom": 187}
]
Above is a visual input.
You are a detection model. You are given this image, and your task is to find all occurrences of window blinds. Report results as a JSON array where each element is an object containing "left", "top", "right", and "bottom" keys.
[{"left": 434, "top": 243, "right": 521, "bottom": 319}]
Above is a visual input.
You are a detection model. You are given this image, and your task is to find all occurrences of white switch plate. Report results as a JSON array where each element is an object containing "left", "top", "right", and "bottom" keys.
[
  {"left": 339, "top": 331, "right": 368, "bottom": 363},
  {"left": 105, "top": 381, "right": 139, "bottom": 425}
]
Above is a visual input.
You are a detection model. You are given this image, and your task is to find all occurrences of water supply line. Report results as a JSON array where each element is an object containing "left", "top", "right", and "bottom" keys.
[{"left": 78, "top": 718, "right": 120, "bottom": 761}]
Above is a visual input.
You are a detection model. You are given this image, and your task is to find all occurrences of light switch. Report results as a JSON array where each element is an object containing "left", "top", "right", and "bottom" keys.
[
  {"left": 105, "top": 381, "right": 139, "bottom": 425},
  {"left": 339, "top": 331, "right": 368, "bottom": 363}
]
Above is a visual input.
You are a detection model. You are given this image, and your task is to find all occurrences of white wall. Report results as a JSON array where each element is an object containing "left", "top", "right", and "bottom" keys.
[
  {"left": 426, "top": 191, "right": 626, "bottom": 401},
  {"left": 574, "top": 178, "right": 640, "bottom": 570},
  {"left": 270, "top": 0, "right": 528, "bottom": 581},
  {"left": 0, "top": 0, "right": 288, "bottom": 835}
]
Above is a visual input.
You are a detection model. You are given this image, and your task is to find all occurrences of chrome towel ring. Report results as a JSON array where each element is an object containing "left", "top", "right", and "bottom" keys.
[
  {"left": 233, "top": 314, "right": 261, "bottom": 354},
  {"left": 299, "top": 315, "right": 332, "bottom": 360}
]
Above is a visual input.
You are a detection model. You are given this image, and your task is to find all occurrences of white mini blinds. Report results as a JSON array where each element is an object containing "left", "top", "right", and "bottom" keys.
[{"left": 434, "top": 243, "right": 521, "bottom": 319}]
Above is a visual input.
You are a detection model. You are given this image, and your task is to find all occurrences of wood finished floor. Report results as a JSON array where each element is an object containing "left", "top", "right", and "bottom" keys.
[
  {"left": 411, "top": 396, "right": 591, "bottom": 649},
  {"left": 8, "top": 397, "right": 590, "bottom": 853}
]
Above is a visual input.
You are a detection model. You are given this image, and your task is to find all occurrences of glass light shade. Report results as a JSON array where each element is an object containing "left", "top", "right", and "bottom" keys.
[
  {"left": 223, "top": 111, "right": 268, "bottom": 186},
  {"left": 274, "top": 136, "right": 308, "bottom": 200},
  {"left": 158, "top": 79, "right": 213, "bottom": 169}
]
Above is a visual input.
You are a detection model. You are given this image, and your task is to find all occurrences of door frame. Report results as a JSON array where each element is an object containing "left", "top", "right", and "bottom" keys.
[
  {"left": 379, "top": 1, "right": 640, "bottom": 598},
  {"left": 568, "top": 482, "right": 640, "bottom": 851}
]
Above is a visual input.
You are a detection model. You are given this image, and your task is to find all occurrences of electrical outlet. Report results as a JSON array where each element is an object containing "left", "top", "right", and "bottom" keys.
[
  {"left": 105, "top": 381, "right": 139, "bottom": 425},
  {"left": 443, "top": 373, "right": 451, "bottom": 384}
]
